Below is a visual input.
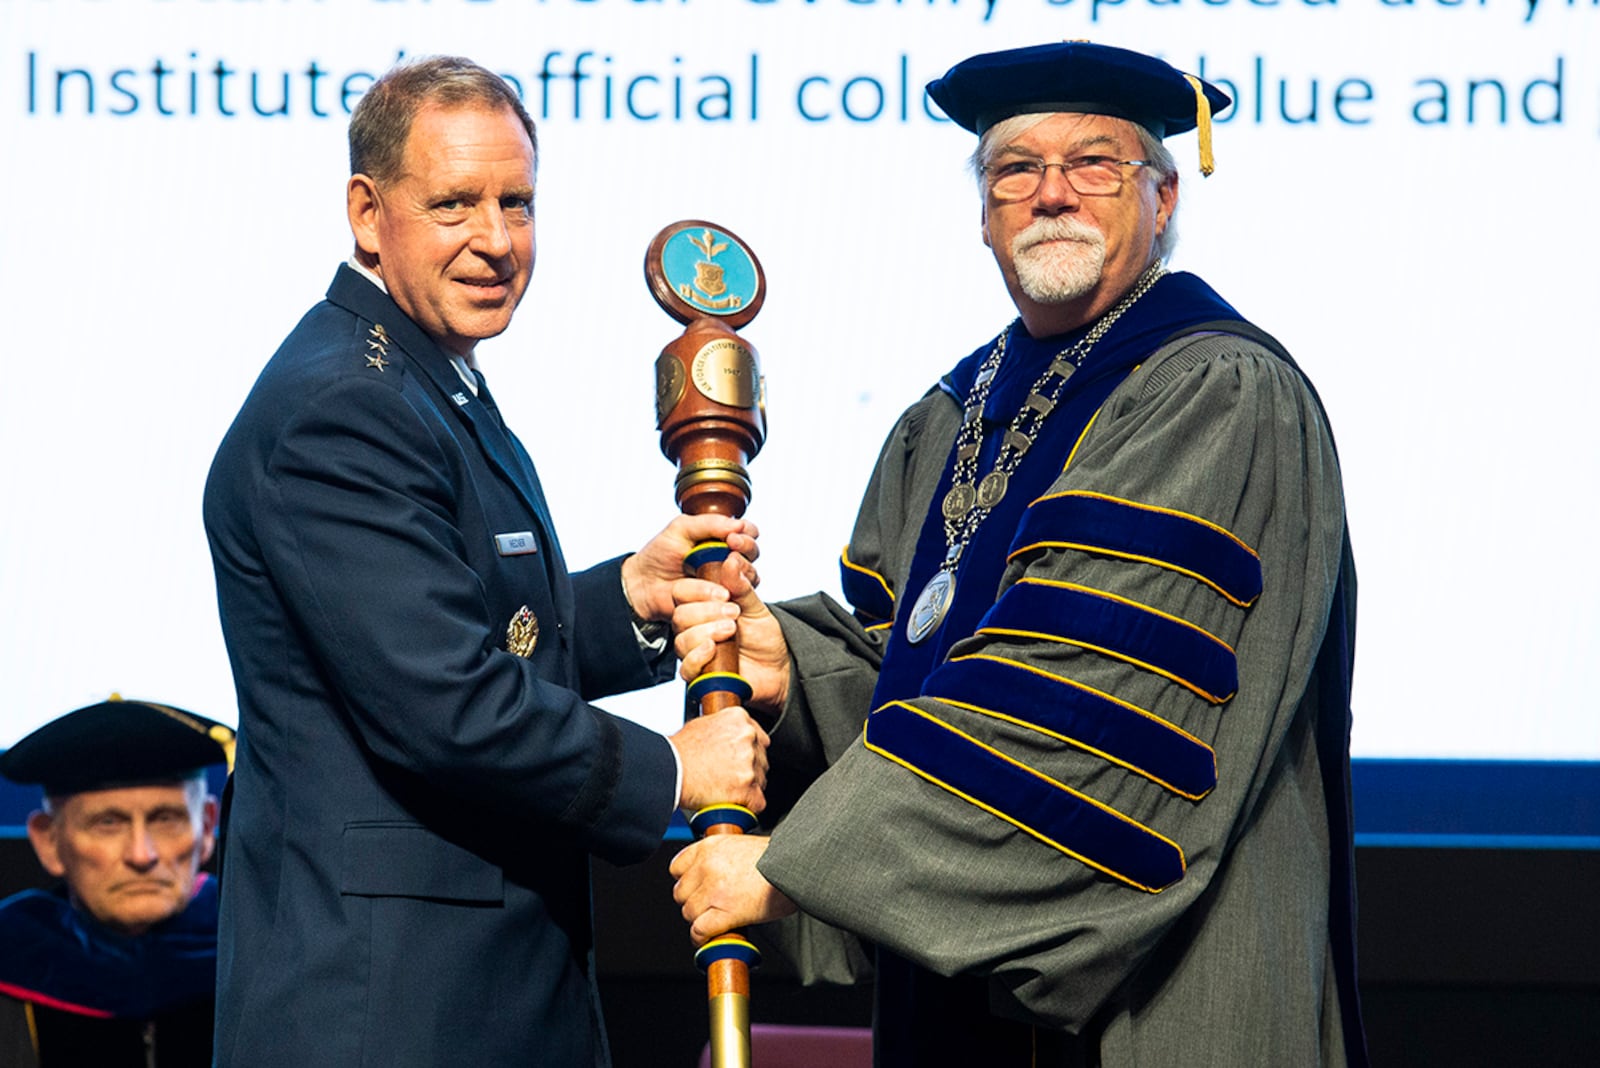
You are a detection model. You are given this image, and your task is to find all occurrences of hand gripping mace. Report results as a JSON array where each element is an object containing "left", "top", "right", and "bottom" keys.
[{"left": 645, "top": 220, "right": 768, "bottom": 1068}]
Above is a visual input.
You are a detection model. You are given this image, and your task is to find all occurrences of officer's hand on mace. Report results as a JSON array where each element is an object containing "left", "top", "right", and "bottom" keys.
[
  {"left": 625, "top": 514, "right": 760, "bottom": 624},
  {"left": 671, "top": 708, "right": 769, "bottom": 816},
  {"left": 672, "top": 548, "right": 791, "bottom": 716}
]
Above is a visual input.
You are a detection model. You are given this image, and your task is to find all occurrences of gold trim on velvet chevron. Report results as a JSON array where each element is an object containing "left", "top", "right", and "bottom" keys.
[
  {"left": 864, "top": 701, "right": 1186, "bottom": 892},
  {"left": 929, "top": 653, "right": 1217, "bottom": 800},
  {"left": 978, "top": 578, "right": 1238, "bottom": 704},
  {"left": 838, "top": 545, "right": 895, "bottom": 623},
  {"left": 1008, "top": 490, "right": 1263, "bottom": 607}
]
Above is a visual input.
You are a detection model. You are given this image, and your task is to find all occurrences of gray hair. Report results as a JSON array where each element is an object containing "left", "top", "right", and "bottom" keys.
[
  {"left": 969, "top": 113, "right": 1180, "bottom": 261},
  {"left": 349, "top": 56, "right": 537, "bottom": 185}
]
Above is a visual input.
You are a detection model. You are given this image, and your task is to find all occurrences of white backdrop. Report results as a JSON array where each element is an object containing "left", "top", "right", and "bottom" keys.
[{"left": 2, "top": 0, "right": 1596, "bottom": 761}]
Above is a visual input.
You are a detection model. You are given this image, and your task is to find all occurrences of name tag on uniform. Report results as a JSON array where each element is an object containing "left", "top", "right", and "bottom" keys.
[{"left": 495, "top": 531, "right": 538, "bottom": 556}]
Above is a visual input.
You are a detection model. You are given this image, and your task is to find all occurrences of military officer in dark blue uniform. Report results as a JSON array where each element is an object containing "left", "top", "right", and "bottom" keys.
[{"left": 203, "top": 55, "right": 768, "bottom": 1067}]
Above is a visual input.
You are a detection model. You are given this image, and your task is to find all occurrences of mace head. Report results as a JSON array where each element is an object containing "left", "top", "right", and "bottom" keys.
[
  {"left": 644, "top": 220, "right": 766, "bottom": 330},
  {"left": 645, "top": 221, "right": 768, "bottom": 517}
]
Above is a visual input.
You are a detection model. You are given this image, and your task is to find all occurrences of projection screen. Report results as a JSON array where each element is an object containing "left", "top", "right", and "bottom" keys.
[{"left": 2, "top": 0, "right": 1596, "bottom": 769}]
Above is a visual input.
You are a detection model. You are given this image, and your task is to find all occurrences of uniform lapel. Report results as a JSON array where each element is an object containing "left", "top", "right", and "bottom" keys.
[
  {"left": 466, "top": 369, "right": 572, "bottom": 584},
  {"left": 324, "top": 267, "right": 572, "bottom": 612}
]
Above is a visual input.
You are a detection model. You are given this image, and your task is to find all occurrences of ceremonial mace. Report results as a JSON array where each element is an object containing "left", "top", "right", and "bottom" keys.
[
  {"left": 645, "top": 220, "right": 768, "bottom": 1068},
  {"left": 646, "top": 219, "right": 771, "bottom": 1068}
]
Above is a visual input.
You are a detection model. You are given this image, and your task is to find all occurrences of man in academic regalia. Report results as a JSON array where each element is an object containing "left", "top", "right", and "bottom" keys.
[
  {"left": 0, "top": 698, "right": 233, "bottom": 1068},
  {"left": 670, "top": 42, "right": 1366, "bottom": 1067}
]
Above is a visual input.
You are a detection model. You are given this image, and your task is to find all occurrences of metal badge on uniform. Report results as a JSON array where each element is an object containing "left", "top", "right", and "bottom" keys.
[
  {"left": 452, "top": 392, "right": 471, "bottom": 407},
  {"left": 495, "top": 531, "right": 538, "bottom": 556},
  {"left": 506, "top": 606, "right": 539, "bottom": 658}
]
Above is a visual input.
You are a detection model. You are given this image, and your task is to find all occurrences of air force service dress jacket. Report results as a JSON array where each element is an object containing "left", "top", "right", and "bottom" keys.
[{"left": 203, "top": 265, "right": 678, "bottom": 1067}]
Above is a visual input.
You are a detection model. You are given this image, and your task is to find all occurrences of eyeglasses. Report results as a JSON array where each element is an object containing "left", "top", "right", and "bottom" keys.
[{"left": 982, "top": 156, "right": 1153, "bottom": 201}]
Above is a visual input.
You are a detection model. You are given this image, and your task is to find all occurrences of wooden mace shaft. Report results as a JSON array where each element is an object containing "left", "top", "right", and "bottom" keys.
[
  {"left": 647, "top": 221, "right": 767, "bottom": 1067},
  {"left": 687, "top": 505, "right": 757, "bottom": 1068},
  {"left": 657, "top": 305, "right": 765, "bottom": 1068}
]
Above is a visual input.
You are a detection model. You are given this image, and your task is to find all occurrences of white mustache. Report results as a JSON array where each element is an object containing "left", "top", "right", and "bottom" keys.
[{"left": 1013, "top": 217, "right": 1104, "bottom": 254}]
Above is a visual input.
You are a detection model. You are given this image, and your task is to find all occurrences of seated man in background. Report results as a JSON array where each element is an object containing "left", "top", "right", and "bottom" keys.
[{"left": 0, "top": 697, "right": 233, "bottom": 1068}]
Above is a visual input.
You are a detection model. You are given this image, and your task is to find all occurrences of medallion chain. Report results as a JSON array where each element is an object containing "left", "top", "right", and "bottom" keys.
[{"left": 907, "top": 262, "right": 1167, "bottom": 645}]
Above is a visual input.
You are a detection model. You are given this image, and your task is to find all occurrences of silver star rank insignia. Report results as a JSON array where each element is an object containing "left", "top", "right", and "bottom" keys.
[{"left": 365, "top": 324, "right": 392, "bottom": 371}]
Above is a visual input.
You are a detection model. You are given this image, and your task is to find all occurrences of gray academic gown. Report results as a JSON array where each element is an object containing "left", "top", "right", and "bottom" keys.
[{"left": 756, "top": 322, "right": 1359, "bottom": 1066}]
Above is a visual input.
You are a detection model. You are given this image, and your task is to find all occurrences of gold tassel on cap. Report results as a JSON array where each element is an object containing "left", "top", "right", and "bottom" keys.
[
  {"left": 147, "top": 699, "right": 239, "bottom": 773},
  {"left": 1184, "top": 74, "right": 1216, "bottom": 177},
  {"left": 210, "top": 725, "right": 238, "bottom": 774}
]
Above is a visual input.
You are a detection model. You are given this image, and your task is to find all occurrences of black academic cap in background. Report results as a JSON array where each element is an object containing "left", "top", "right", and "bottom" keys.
[{"left": 0, "top": 698, "right": 234, "bottom": 796}]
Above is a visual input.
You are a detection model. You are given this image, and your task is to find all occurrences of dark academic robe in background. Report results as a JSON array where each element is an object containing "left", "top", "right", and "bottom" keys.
[{"left": 0, "top": 878, "right": 217, "bottom": 1067}]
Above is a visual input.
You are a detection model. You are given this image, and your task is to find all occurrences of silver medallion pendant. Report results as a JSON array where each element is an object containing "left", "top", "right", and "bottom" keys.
[
  {"left": 976, "top": 470, "right": 1009, "bottom": 509},
  {"left": 906, "top": 568, "right": 957, "bottom": 645},
  {"left": 942, "top": 481, "right": 976, "bottom": 520}
]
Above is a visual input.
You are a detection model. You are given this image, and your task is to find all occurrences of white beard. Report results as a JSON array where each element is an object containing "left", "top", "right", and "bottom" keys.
[{"left": 1010, "top": 217, "right": 1107, "bottom": 304}]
